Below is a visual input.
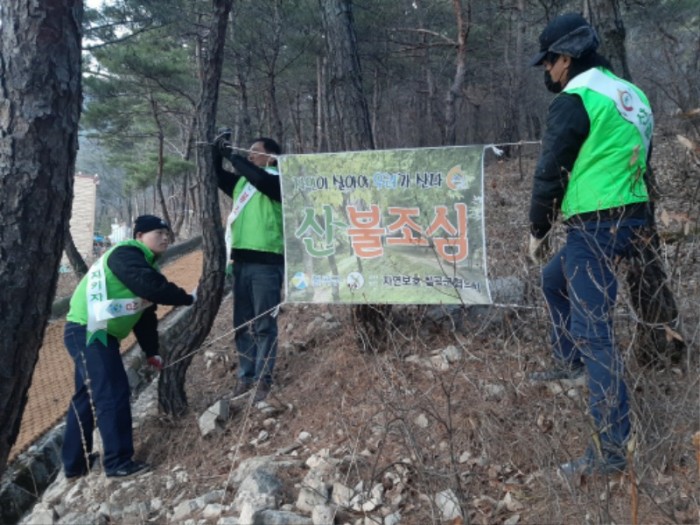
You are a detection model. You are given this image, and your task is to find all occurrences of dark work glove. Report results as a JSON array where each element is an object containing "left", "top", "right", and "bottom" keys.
[{"left": 214, "top": 127, "right": 232, "bottom": 158}]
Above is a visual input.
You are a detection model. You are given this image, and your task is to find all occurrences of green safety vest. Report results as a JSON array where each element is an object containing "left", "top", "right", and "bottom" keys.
[
  {"left": 561, "top": 67, "right": 653, "bottom": 219},
  {"left": 67, "top": 240, "right": 158, "bottom": 341},
  {"left": 229, "top": 167, "right": 284, "bottom": 255}
]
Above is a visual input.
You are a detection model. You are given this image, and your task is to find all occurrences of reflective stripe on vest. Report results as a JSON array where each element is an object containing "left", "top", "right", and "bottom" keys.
[
  {"left": 565, "top": 68, "right": 653, "bottom": 152},
  {"left": 225, "top": 181, "right": 257, "bottom": 258}
]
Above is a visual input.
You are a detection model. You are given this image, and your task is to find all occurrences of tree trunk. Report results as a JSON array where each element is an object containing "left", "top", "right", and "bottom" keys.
[
  {"left": 235, "top": 64, "right": 252, "bottom": 145},
  {"left": 584, "top": 0, "right": 633, "bottom": 81},
  {"left": 173, "top": 171, "right": 190, "bottom": 237},
  {"left": 149, "top": 96, "right": 173, "bottom": 236},
  {"left": 586, "top": 0, "right": 686, "bottom": 365},
  {"left": 444, "top": 0, "right": 470, "bottom": 146},
  {"left": 0, "top": 0, "right": 83, "bottom": 476},
  {"left": 498, "top": 0, "right": 525, "bottom": 152},
  {"left": 64, "top": 228, "right": 89, "bottom": 279},
  {"left": 314, "top": 56, "right": 323, "bottom": 151},
  {"left": 157, "top": 0, "right": 233, "bottom": 416},
  {"left": 319, "top": 0, "right": 394, "bottom": 351},
  {"left": 266, "top": 0, "right": 284, "bottom": 142},
  {"left": 626, "top": 227, "right": 685, "bottom": 367},
  {"left": 173, "top": 113, "right": 198, "bottom": 237},
  {"left": 318, "top": 0, "right": 375, "bottom": 151}
]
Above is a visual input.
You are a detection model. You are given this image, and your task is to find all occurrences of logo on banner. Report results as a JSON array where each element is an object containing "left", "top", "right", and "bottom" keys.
[
  {"left": 291, "top": 272, "right": 309, "bottom": 289},
  {"left": 346, "top": 272, "right": 365, "bottom": 290}
]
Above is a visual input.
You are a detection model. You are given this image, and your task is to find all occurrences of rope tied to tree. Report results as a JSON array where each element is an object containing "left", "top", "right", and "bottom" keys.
[{"left": 161, "top": 302, "right": 281, "bottom": 369}]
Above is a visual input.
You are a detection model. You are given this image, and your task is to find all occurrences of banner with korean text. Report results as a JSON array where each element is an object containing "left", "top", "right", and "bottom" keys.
[{"left": 279, "top": 146, "right": 491, "bottom": 304}]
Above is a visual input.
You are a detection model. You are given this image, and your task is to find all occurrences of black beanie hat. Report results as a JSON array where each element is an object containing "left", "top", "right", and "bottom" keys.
[{"left": 133, "top": 215, "right": 170, "bottom": 237}]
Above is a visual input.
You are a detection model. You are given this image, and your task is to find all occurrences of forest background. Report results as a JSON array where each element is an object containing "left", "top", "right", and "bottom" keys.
[
  {"left": 0, "top": 0, "right": 698, "bottom": 523},
  {"left": 77, "top": 0, "right": 699, "bottom": 238}
]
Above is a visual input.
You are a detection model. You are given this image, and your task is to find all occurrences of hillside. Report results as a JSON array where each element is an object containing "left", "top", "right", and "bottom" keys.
[{"left": 19, "top": 136, "right": 700, "bottom": 525}]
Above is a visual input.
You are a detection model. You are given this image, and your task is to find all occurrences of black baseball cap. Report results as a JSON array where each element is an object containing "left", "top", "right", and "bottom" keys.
[
  {"left": 133, "top": 215, "right": 170, "bottom": 237},
  {"left": 529, "top": 13, "right": 599, "bottom": 66}
]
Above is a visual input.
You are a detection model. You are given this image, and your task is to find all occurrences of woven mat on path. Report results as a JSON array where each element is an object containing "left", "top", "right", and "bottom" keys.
[{"left": 9, "top": 250, "right": 203, "bottom": 463}]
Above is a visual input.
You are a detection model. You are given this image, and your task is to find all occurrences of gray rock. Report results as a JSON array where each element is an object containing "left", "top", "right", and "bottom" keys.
[
  {"left": 210, "top": 400, "right": 231, "bottom": 421},
  {"left": 238, "top": 468, "right": 283, "bottom": 497},
  {"left": 216, "top": 517, "right": 241, "bottom": 525},
  {"left": 414, "top": 413, "right": 429, "bottom": 429},
  {"left": 201, "top": 489, "right": 227, "bottom": 505},
  {"left": 440, "top": 345, "right": 463, "bottom": 363},
  {"left": 311, "top": 504, "right": 334, "bottom": 525},
  {"left": 199, "top": 410, "right": 222, "bottom": 437},
  {"left": 434, "top": 489, "right": 462, "bottom": 521},
  {"left": 53, "top": 503, "right": 68, "bottom": 519},
  {"left": 296, "top": 457, "right": 336, "bottom": 513},
  {"left": 331, "top": 481, "right": 354, "bottom": 506},
  {"left": 482, "top": 382, "right": 506, "bottom": 400},
  {"left": 126, "top": 367, "right": 144, "bottom": 390},
  {"left": 57, "top": 511, "right": 106, "bottom": 525},
  {"left": 384, "top": 511, "right": 401, "bottom": 525},
  {"left": 203, "top": 503, "right": 225, "bottom": 519},
  {"left": 296, "top": 485, "right": 329, "bottom": 514},
  {"left": 172, "top": 498, "right": 206, "bottom": 522},
  {"left": 122, "top": 500, "right": 151, "bottom": 521},
  {"left": 97, "top": 502, "right": 112, "bottom": 519},
  {"left": 254, "top": 509, "right": 313, "bottom": 525},
  {"left": 228, "top": 456, "right": 278, "bottom": 485},
  {"left": 429, "top": 354, "right": 450, "bottom": 371},
  {"left": 233, "top": 468, "right": 283, "bottom": 521}
]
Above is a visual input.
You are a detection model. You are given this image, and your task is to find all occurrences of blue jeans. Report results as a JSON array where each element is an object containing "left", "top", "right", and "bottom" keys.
[
  {"left": 233, "top": 261, "right": 283, "bottom": 386},
  {"left": 541, "top": 219, "right": 646, "bottom": 453},
  {"left": 62, "top": 322, "right": 134, "bottom": 476}
]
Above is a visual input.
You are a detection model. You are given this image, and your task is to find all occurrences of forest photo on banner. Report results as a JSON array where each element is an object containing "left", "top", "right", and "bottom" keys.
[{"left": 279, "top": 146, "right": 491, "bottom": 305}]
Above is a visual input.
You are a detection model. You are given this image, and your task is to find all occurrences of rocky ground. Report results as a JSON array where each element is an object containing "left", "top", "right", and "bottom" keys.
[{"left": 18, "top": 133, "right": 700, "bottom": 524}]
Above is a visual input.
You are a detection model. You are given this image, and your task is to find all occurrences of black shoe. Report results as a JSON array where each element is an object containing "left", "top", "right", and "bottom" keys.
[
  {"left": 65, "top": 452, "right": 99, "bottom": 480},
  {"left": 252, "top": 383, "right": 271, "bottom": 403},
  {"left": 528, "top": 365, "right": 585, "bottom": 382},
  {"left": 232, "top": 381, "right": 253, "bottom": 398},
  {"left": 106, "top": 460, "right": 150, "bottom": 478}
]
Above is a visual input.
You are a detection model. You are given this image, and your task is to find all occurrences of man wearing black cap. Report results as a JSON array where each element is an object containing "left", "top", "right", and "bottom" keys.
[
  {"left": 62, "top": 215, "right": 195, "bottom": 479},
  {"left": 526, "top": 13, "right": 654, "bottom": 477}
]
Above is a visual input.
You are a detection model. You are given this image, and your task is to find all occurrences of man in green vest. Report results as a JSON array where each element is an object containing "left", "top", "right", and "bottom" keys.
[
  {"left": 215, "top": 136, "right": 284, "bottom": 403},
  {"left": 526, "top": 13, "right": 654, "bottom": 477},
  {"left": 62, "top": 215, "right": 195, "bottom": 479}
]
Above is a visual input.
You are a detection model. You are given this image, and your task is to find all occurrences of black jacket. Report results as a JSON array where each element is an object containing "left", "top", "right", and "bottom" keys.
[
  {"left": 529, "top": 93, "right": 589, "bottom": 238},
  {"left": 107, "top": 245, "right": 193, "bottom": 356}
]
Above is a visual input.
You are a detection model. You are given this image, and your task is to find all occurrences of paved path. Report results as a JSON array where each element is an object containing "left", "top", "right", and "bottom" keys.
[{"left": 10, "top": 251, "right": 203, "bottom": 462}]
